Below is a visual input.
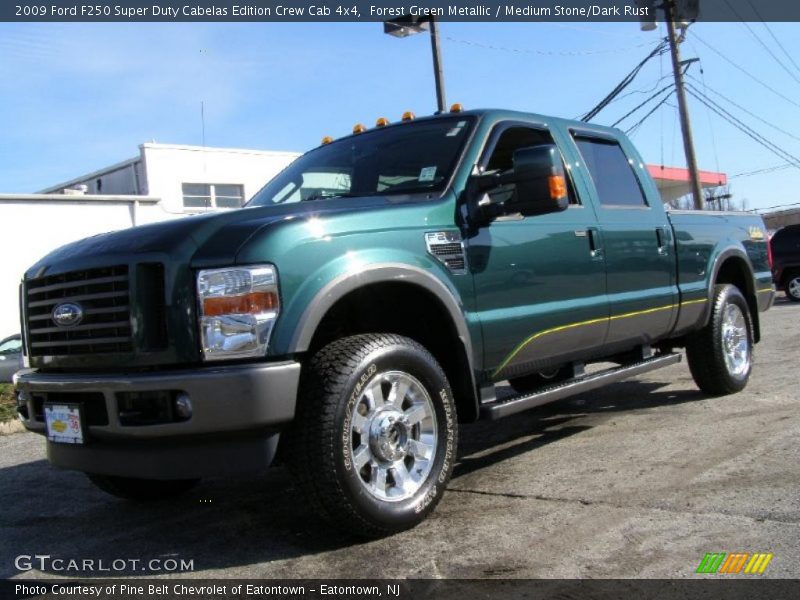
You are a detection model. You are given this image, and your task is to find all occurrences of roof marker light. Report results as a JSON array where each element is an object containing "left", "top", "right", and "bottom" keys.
[
  {"left": 321, "top": 136, "right": 333, "bottom": 145},
  {"left": 401, "top": 111, "right": 416, "bottom": 121},
  {"left": 353, "top": 123, "right": 366, "bottom": 134},
  {"left": 375, "top": 117, "right": 390, "bottom": 127},
  {"left": 450, "top": 103, "right": 464, "bottom": 113}
]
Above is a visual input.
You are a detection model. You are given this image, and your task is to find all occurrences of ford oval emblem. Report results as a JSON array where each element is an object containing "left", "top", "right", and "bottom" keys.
[{"left": 52, "top": 302, "right": 84, "bottom": 328}]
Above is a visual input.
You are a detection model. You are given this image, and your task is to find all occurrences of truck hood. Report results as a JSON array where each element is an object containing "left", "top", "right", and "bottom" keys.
[{"left": 24, "top": 195, "right": 408, "bottom": 278}]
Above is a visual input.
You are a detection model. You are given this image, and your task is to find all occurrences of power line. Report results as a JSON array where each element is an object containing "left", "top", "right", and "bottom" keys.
[
  {"left": 689, "top": 31, "right": 800, "bottom": 111},
  {"left": 722, "top": 0, "right": 800, "bottom": 87},
  {"left": 745, "top": 0, "right": 800, "bottom": 77},
  {"left": 686, "top": 86, "right": 800, "bottom": 170},
  {"left": 625, "top": 90, "right": 676, "bottom": 136},
  {"left": 442, "top": 36, "right": 655, "bottom": 57},
  {"left": 611, "top": 84, "right": 674, "bottom": 127},
  {"left": 752, "top": 200, "right": 800, "bottom": 213},
  {"left": 686, "top": 84, "right": 800, "bottom": 167},
  {"left": 580, "top": 39, "right": 669, "bottom": 122},
  {"left": 730, "top": 163, "right": 793, "bottom": 179},
  {"left": 686, "top": 73, "right": 800, "bottom": 144}
]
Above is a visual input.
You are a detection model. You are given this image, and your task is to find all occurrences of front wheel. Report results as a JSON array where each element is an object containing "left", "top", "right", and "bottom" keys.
[
  {"left": 686, "top": 284, "right": 754, "bottom": 396},
  {"left": 87, "top": 474, "right": 199, "bottom": 501},
  {"left": 287, "top": 334, "right": 458, "bottom": 538}
]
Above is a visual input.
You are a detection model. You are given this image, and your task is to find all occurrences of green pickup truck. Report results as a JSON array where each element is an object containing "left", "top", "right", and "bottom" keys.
[{"left": 15, "top": 108, "right": 774, "bottom": 537}]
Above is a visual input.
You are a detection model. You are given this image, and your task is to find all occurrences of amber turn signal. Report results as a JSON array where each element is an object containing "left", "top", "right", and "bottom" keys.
[
  {"left": 549, "top": 175, "right": 567, "bottom": 200},
  {"left": 203, "top": 291, "right": 278, "bottom": 317}
]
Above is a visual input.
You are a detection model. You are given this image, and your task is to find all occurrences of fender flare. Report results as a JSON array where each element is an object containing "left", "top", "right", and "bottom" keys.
[
  {"left": 287, "top": 263, "right": 480, "bottom": 420},
  {"left": 704, "top": 246, "right": 760, "bottom": 338}
]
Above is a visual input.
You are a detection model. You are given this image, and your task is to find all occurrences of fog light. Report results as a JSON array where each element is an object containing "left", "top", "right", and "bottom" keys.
[{"left": 175, "top": 393, "right": 193, "bottom": 420}]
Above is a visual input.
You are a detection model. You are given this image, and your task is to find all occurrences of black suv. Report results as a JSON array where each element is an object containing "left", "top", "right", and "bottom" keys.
[{"left": 771, "top": 224, "right": 800, "bottom": 302}]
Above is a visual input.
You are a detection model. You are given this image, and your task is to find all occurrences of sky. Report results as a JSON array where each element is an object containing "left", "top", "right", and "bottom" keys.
[{"left": 1, "top": 20, "right": 799, "bottom": 212}]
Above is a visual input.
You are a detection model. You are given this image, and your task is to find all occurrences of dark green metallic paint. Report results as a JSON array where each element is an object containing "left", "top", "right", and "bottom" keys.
[{"left": 21, "top": 109, "right": 772, "bottom": 395}]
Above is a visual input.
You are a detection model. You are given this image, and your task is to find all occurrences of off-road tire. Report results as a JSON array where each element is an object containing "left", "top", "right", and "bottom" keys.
[
  {"left": 686, "top": 284, "right": 754, "bottom": 396},
  {"left": 286, "top": 333, "right": 458, "bottom": 538},
  {"left": 87, "top": 474, "right": 199, "bottom": 501}
]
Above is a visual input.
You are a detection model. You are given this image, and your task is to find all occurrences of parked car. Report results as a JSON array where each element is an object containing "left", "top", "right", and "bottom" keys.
[
  {"left": 15, "top": 108, "right": 774, "bottom": 537},
  {"left": 0, "top": 334, "right": 23, "bottom": 383},
  {"left": 770, "top": 223, "right": 800, "bottom": 301}
]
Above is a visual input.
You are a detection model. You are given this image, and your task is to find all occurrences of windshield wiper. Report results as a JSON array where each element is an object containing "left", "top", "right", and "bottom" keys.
[{"left": 302, "top": 192, "right": 358, "bottom": 202}]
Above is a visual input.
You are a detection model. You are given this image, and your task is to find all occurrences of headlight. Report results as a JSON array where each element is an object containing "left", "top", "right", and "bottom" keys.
[{"left": 196, "top": 264, "right": 279, "bottom": 361}]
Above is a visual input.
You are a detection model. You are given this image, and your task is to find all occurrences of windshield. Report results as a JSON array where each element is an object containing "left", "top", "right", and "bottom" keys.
[{"left": 248, "top": 116, "right": 475, "bottom": 206}]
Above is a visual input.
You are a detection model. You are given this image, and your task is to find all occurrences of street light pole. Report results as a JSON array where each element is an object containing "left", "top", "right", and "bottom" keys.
[
  {"left": 384, "top": 14, "right": 447, "bottom": 114},
  {"left": 427, "top": 16, "right": 447, "bottom": 114},
  {"left": 664, "top": 1, "right": 705, "bottom": 210}
]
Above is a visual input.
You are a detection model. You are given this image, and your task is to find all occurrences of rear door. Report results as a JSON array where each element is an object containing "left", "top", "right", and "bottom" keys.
[
  {"left": 466, "top": 122, "right": 609, "bottom": 382},
  {"left": 569, "top": 131, "right": 678, "bottom": 350}
]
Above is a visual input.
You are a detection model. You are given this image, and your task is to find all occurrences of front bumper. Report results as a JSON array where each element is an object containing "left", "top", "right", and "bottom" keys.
[{"left": 14, "top": 361, "right": 300, "bottom": 479}]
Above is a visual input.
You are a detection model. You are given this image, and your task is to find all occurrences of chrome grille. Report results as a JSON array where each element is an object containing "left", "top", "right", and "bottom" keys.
[{"left": 25, "top": 265, "right": 132, "bottom": 356}]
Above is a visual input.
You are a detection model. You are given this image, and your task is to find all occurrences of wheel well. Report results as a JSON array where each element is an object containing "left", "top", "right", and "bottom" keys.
[
  {"left": 307, "top": 282, "right": 478, "bottom": 422},
  {"left": 781, "top": 267, "right": 800, "bottom": 286},
  {"left": 715, "top": 257, "right": 760, "bottom": 342}
]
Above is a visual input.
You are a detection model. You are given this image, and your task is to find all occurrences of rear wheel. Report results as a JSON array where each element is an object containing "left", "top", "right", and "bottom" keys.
[
  {"left": 686, "top": 284, "right": 753, "bottom": 396},
  {"left": 87, "top": 474, "right": 199, "bottom": 501},
  {"left": 784, "top": 274, "right": 800, "bottom": 302},
  {"left": 287, "top": 333, "right": 457, "bottom": 538}
]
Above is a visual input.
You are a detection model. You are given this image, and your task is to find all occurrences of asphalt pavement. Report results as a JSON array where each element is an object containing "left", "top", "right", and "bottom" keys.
[{"left": 2, "top": 297, "right": 798, "bottom": 579}]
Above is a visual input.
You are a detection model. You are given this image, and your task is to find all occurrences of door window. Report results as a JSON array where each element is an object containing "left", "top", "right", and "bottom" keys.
[
  {"left": 483, "top": 126, "right": 578, "bottom": 205},
  {"left": 573, "top": 136, "right": 648, "bottom": 207}
]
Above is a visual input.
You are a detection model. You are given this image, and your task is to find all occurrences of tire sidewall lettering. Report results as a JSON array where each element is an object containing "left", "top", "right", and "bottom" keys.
[{"left": 336, "top": 344, "right": 456, "bottom": 525}]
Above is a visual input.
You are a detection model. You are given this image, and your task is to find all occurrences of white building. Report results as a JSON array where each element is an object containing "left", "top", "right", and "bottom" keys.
[
  {"left": 40, "top": 142, "right": 300, "bottom": 214},
  {"left": 0, "top": 143, "right": 299, "bottom": 338}
]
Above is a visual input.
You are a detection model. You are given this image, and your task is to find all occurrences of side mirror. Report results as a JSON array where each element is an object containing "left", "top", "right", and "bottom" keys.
[{"left": 505, "top": 144, "right": 570, "bottom": 216}]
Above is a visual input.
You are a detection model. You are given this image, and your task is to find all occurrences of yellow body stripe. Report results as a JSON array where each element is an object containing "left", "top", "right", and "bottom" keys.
[
  {"left": 492, "top": 298, "right": 708, "bottom": 377},
  {"left": 757, "top": 287, "right": 774, "bottom": 294}
]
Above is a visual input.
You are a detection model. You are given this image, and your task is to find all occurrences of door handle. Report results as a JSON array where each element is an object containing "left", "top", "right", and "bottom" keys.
[
  {"left": 587, "top": 227, "right": 603, "bottom": 259},
  {"left": 655, "top": 227, "right": 668, "bottom": 256}
]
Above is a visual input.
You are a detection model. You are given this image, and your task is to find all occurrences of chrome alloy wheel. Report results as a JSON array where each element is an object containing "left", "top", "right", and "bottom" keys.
[
  {"left": 348, "top": 371, "right": 437, "bottom": 502},
  {"left": 788, "top": 276, "right": 800, "bottom": 300},
  {"left": 721, "top": 303, "right": 750, "bottom": 377}
]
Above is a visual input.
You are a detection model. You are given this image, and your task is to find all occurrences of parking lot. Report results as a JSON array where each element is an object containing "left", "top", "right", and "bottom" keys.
[{"left": 1, "top": 297, "right": 798, "bottom": 580}]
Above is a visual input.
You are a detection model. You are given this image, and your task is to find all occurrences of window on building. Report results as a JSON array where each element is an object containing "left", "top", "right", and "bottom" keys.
[
  {"left": 182, "top": 183, "right": 245, "bottom": 210},
  {"left": 572, "top": 136, "right": 648, "bottom": 207}
]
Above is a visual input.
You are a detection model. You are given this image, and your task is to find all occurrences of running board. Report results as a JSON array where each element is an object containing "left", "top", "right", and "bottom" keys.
[{"left": 480, "top": 353, "right": 682, "bottom": 420}]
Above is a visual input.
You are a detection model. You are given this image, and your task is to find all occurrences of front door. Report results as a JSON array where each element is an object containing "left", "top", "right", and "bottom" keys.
[{"left": 466, "top": 123, "right": 609, "bottom": 382}]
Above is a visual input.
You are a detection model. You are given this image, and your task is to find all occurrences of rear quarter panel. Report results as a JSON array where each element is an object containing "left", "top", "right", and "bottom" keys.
[{"left": 667, "top": 210, "right": 773, "bottom": 337}]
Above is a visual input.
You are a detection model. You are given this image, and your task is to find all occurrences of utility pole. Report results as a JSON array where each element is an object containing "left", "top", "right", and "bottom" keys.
[
  {"left": 664, "top": 1, "right": 705, "bottom": 210},
  {"left": 428, "top": 16, "right": 447, "bottom": 114}
]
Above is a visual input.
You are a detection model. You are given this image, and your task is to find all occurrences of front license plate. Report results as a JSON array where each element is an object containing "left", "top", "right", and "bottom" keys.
[{"left": 44, "top": 404, "right": 84, "bottom": 444}]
